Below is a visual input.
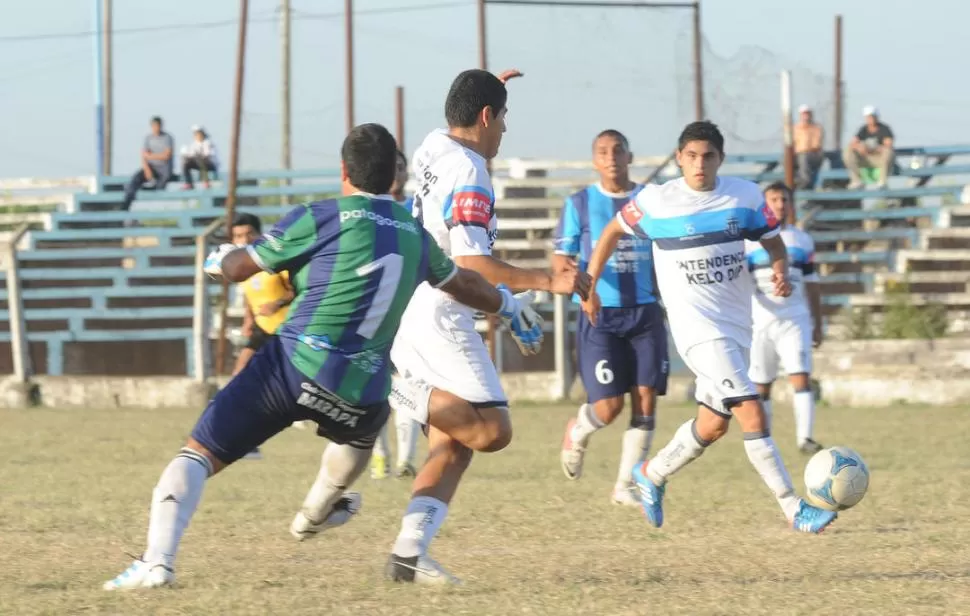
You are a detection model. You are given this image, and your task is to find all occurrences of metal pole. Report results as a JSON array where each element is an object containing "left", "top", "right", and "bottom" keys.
[
  {"left": 345, "top": 0, "right": 355, "bottom": 133},
  {"left": 280, "top": 0, "right": 292, "bottom": 205},
  {"left": 394, "top": 86, "right": 405, "bottom": 150},
  {"left": 281, "top": 0, "right": 292, "bottom": 170},
  {"left": 478, "top": 0, "right": 488, "bottom": 71},
  {"left": 5, "top": 224, "right": 31, "bottom": 383},
  {"left": 692, "top": 1, "right": 704, "bottom": 121},
  {"left": 102, "top": 0, "right": 113, "bottom": 175},
  {"left": 553, "top": 294, "right": 569, "bottom": 399},
  {"left": 194, "top": 218, "right": 224, "bottom": 383},
  {"left": 834, "top": 14, "right": 843, "bottom": 152},
  {"left": 93, "top": 0, "right": 104, "bottom": 178},
  {"left": 216, "top": 0, "right": 250, "bottom": 376},
  {"left": 781, "top": 69, "right": 796, "bottom": 224}
]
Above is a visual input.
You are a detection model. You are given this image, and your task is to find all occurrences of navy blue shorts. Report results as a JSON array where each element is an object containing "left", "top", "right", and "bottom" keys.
[
  {"left": 577, "top": 303, "right": 669, "bottom": 403},
  {"left": 191, "top": 336, "right": 390, "bottom": 464}
]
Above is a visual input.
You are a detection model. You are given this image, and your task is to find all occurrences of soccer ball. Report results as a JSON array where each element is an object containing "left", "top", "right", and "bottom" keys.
[{"left": 803, "top": 446, "right": 870, "bottom": 511}]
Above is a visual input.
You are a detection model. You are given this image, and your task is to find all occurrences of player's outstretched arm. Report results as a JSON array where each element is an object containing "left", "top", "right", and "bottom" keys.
[
  {"left": 759, "top": 234, "right": 793, "bottom": 298},
  {"left": 453, "top": 254, "right": 591, "bottom": 300},
  {"left": 580, "top": 218, "right": 626, "bottom": 325}
]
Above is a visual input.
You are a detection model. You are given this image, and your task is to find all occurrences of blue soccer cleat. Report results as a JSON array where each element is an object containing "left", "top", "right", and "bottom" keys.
[
  {"left": 791, "top": 500, "right": 838, "bottom": 534},
  {"left": 632, "top": 462, "right": 665, "bottom": 528}
]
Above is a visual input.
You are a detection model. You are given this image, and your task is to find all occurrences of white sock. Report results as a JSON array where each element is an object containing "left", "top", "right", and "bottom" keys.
[
  {"left": 792, "top": 390, "right": 815, "bottom": 444},
  {"left": 743, "top": 434, "right": 801, "bottom": 520},
  {"left": 144, "top": 448, "right": 212, "bottom": 569},
  {"left": 762, "top": 399, "right": 773, "bottom": 433},
  {"left": 301, "top": 443, "right": 370, "bottom": 522},
  {"left": 373, "top": 420, "right": 391, "bottom": 459},
  {"left": 569, "top": 403, "right": 605, "bottom": 446},
  {"left": 389, "top": 374, "right": 433, "bottom": 425},
  {"left": 616, "top": 416, "right": 655, "bottom": 488},
  {"left": 391, "top": 496, "right": 449, "bottom": 558},
  {"left": 395, "top": 414, "right": 418, "bottom": 467},
  {"left": 645, "top": 419, "right": 708, "bottom": 486}
]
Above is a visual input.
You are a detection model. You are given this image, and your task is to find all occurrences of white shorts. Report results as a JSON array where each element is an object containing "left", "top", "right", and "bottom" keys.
[
  {"left": 749, "top": 318, "right": 813, "bottom": 384},
  {"left": 390, "top": 284, "right": 508, "bottom": 407},
  {"left": 682, "top": 338, "right": 759, "bottom": 418}
]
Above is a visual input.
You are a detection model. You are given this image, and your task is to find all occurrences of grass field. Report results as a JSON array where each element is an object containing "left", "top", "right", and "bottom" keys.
[{"left": 2, "top": 401, "right": 969, "bottom": 615}]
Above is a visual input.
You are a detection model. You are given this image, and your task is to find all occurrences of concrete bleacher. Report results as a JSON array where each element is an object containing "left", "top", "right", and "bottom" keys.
[{"left": 4, "top": 144, "right": 970, "bottom": 377}]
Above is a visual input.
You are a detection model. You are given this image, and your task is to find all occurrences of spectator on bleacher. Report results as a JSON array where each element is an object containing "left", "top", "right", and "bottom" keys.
[
  {"left": 794, "top": 104, "right": 824, "bottom": 189},
  {"left": 180, "top": 125, "right": 219, "bottom": 190},
  {"left": 122, "top": 116, "right": 174, "bottom": 211},
  {"left": 842, "top": 105, "right": 894, "bottom": 189}
]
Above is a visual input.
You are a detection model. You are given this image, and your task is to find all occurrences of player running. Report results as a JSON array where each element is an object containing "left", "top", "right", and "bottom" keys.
[
  {"left": 102, "top": 123, "right": 543, "bottom": 590},
  {"left": 581, "top": 121, "right": 837, "bottom": 534},
  {"left": 381, "top": 68, "right": 591, "bottom": 584},
  {"left": 746, "top": 182, "right": 824, "bottom": 454},
  {"left": 371, "top": 149, "right": 421, "bottom": 480},
  {"left": 229, "top": 212, "right": 298, "bottom": 456},
  {"left": 554, "top": 129, "right": 668, "bottom": 506}
]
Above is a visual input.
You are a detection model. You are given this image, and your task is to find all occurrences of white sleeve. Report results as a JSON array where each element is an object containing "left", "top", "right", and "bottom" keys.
[{"left": 445, "top": 162, "right": 494, "bottom": 257}]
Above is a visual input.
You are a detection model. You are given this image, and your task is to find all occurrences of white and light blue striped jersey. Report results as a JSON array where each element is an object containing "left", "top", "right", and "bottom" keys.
[
  {"left": 616, "top": 176, "right": 780, "bottom": 353},
  {"left": 745, "top": 226, "right": 819, "bottom": 325},
  {"left": 554, "top": 183, "right": 657, "bottom": 307}
]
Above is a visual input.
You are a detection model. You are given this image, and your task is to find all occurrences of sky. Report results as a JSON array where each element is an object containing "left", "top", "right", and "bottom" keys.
[{"left": 1, "top": 0, "right": 967, "bottom": 178}]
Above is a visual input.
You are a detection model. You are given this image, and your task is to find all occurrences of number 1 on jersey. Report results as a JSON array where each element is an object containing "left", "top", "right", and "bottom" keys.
[{"left": 354, "top": 253, "right": 403, "bottom": 339}]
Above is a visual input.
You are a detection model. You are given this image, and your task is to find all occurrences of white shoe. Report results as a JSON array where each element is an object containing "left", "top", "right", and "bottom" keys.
[
  {"left": 560, "top": 418, "right": 586, "bottom": 480},
  {"left": 103, "top": 559, "right": 174, "bottom": 590},
  {"left": 290, "top": 492, "right": 362, "bottom": 541},
  {"left": 611, "top": 484, "right": 640, "bottom": 506},
  {"left": 385, "top": 553, "right": 461, "bottom": 585}
]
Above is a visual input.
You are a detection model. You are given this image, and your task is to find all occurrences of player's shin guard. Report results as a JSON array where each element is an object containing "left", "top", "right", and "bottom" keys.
[
  {"left": 645, "top": 419, "right": 707, "bottom": 486},
  {"left": 792, "top": 390, "right": 814, "bottom": 445},
  {"left": 301, "top": 443, "right": 370, "bottom": 522},
  {"left": 143, "top": 448, "right": 213, "bottom": 569},
  {"left": 392, "top": 496, "right": 449, "bottom": 559},
  {"left": 395, "top": 414, "right": 419, "bottom": 467},
  {"left": 570, "top": 403, "right": 605, "bottom": 445},
  {"left": 742, "top": 432, "right": 800, "bottom": 520},
  {"left": 617, "top": 415, "right": 655, "bottom": 488}
]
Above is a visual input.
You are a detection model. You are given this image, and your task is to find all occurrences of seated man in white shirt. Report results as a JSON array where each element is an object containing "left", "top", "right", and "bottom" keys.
[{"left": 180, "top": 125, "right": 219, "bottom": 189}]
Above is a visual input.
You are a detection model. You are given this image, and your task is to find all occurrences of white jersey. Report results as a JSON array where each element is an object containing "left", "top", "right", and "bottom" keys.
[
  {"left": 617, "top": 176, "right": 780, "bottom": 355},
  {"left": 746, "top": 226, "right": 819, "bottom": 326},
  {"left": 408, "top": 129, "right": 498, "bottom": 318}
]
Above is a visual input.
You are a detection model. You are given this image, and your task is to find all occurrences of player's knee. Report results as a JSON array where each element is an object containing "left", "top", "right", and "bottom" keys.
[
  {"left": 470, "top": 406, "right": 513, "bottom": 453},
  {"left": 595, "top": 397, "right": 625, "bottom": 423}
]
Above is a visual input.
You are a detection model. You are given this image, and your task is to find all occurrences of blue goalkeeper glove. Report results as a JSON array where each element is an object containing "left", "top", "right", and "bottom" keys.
[{"left": 496, "top": 284, "right": 544, "bottom": 356}]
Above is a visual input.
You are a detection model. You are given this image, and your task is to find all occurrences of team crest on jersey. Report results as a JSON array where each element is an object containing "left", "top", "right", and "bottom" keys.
[
  {"left": 684, "top": 223, "right": 697, "bottom": 235},
  {"left": 725, "top": 216, "right": 740, "bottom": 238}
]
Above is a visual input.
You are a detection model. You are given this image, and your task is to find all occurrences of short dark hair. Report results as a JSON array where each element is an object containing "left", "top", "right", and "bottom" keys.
[
  {"left": 445, "top": 69, "right": 507, "bottom": 128},
  {"left": 592, "top": 129, "right": 630, "bottom": 151},
  {"left": 341, "top": 123, "right": 398, "bottom": 194},
  {"left": 763, "top": 181, "right": 793, "bottom": 199},
  {"left": 150, "top": 116, "right": 163, "bottom": 126},
  {"left": 677, "top": 121, "right": 725, "bottom": 155},
  {"left": 232, "top": 212, "right": 261, "bottom": 232}
]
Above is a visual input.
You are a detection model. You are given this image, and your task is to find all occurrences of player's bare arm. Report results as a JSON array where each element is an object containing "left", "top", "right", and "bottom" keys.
[
  {"left": 579, "top": 218, "right": 626, "bottom": 325},
  {"left": 551, "top": 253, "right": 578, "bottom": 275},
  {"left": 453, "top": 254, "right": 591, "bottom": 300},
  {"left": 759, "top": 233, "right": 793, "bottom": 297},
  {"left": 807, "top": 280, "right": 824, "bottom": 347},
  {"left": 439, "top": 267, "right": 505, "bottom": 314}
]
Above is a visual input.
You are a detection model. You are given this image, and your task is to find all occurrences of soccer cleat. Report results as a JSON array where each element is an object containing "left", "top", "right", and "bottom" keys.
[
  {"left": 791, "top": 499, "right": 838, "bottom": 534},
  {"left": 103, "top": 559, "right": 174, "bottom": 591},
  {"left": 290, "top": 492, "right": 362, "bottom": 541},
  {"left": 243, "top": 447, "right": 263, "bottom": 460},
  {"left": 799, "top": 438, "right": 824, "bottom": 454},
  {"left": 371, "top": 454, "right": 390, "bottom": 480},
  {"left": 385, "top": 554, "right": 461, "bottom": 585},
  {"left": 611, "top": 484, "right": 640, "bottom": 507},
  {"left": 632, "top": 462, "right": 665, "bottom": 528},
  {"left": 394, "top": 462, "right": 417, "bottom": 479},
  {"left": 560, "top": 418, "right": 586, "bottom": 480}
]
